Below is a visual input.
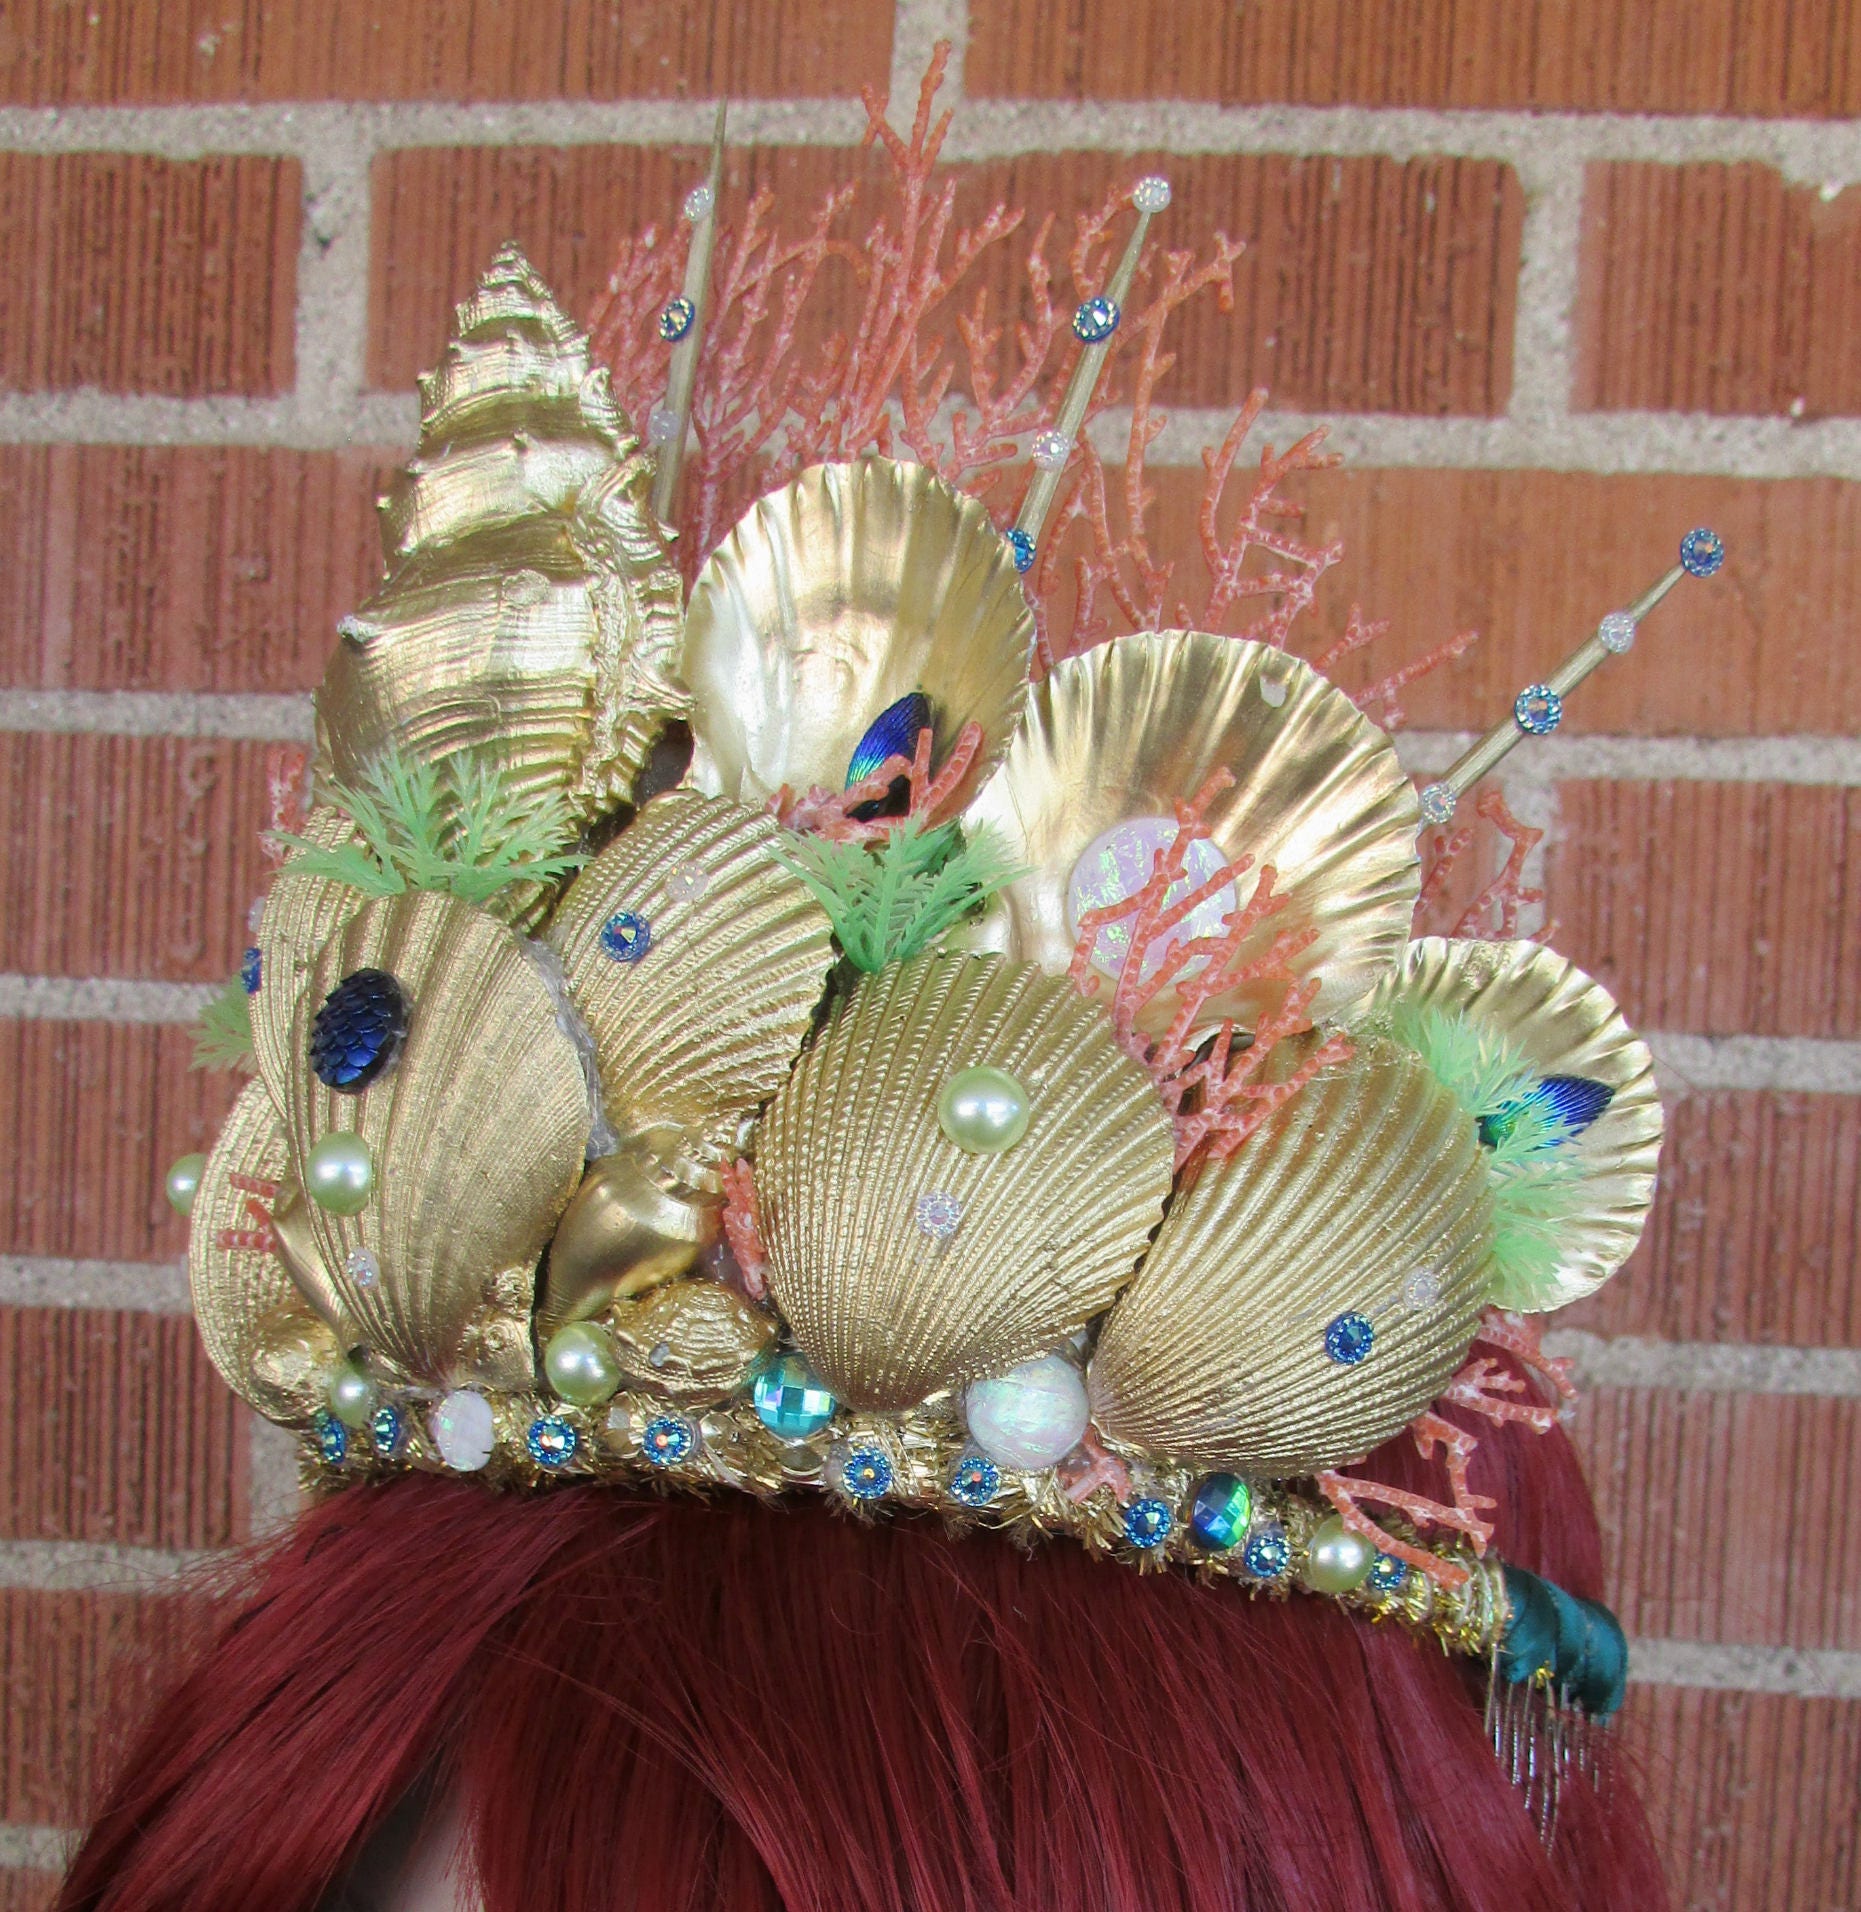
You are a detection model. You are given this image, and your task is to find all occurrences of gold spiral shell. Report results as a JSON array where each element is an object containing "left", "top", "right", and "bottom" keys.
[
  {"left": 755, "top": 950, "right": 1174, "bottom": 1411},
  {"left": 606, "top": 1278, "right": 778, "bottom": 1406},
  {"left": 1089, "top": 1042, "right": 1495, "bottom": 1477}
]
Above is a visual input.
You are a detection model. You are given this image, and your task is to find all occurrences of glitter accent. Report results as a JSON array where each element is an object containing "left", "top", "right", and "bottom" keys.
[
  {"left": 309, "top": 969, "right": 409, "bottom": 1091},
  {"left": 1368, "top": 1551, "right": 1409, "bottom": 1594},
  {"left": 1123, "top": 1497, "right": 1174, "bottom": 1550},
  {"left": 839, "top": 1445, "right": 893, "bottom": 1501},
  {"left": 1073, "top": 294, "right": 1120, "bottom": 344},
  {"left": 1243, "top": 1522, "right": 1290, "bottom": 1580},
  {"left": 1131, "top": 175, "right": 1172, "bottom": 212},
  {"left": 371, "top": 1403, "right": 404, "bottom": 1457},
  {"left": 658, "top": 295, "right": 695, "bottom": 342},
  {"left": 949, "top": 1452, "right": 1000, "bottom": 1507},
  {"left": 1598, "top": 610, "right": 1637, "bottom": 655},
  {"left": 1400, "top": 1266, "right": 1441, "bottom": 1312},
  {"left": 599, "top": 910, "right": 652, "bottom": 963},
  {"left": 915, "top": 1190, "right": 964, "bottom": 1241},
  {"left": 1418, "top": 782, "right": 1456, "bottom": 826},
  {"left": 240, "top": 947, "right": 262, "bottom": 994},
  {"left": 1324, "top": 1312, "right": 1376, "bottom": 1366},
  {"left": 1680, "top": 527, "right": 1725, "bottom": 577},
  {"left": 683, "top": 182, "right": 715, "bottom": 222},
  {"left": 1030, "top": 428, "right": 1072, "bottom": 470},
  {"left": 313, "top": 1410, "right": 347, "bottom": 1466},
  {"left": 526, "top": 1415, "right": 579, "bottom": 1469},
  {"left": 648, "top": 402, "right": 679, "bottom": 446},
  {"left": 1258, "top": 672, "right": 1289, "bottom": 708},
  {"left": 1006, "top": 526, "right": 1035, "bottom": 573},
  {"left": 1068, "top": 817, "right": 1236, "bottom": 987},
  {"left": 666, "top": 864, "right": 709, "bottom": 904},
  {"left": 1513, "top": 683, "right": 1563, "bottom": 735},
  {"left": 346, "top": 1245, "right": 380, "bottom": 1289},
  {"left": 641, "top": 1414, "right": 696, "bottom": 1466}
]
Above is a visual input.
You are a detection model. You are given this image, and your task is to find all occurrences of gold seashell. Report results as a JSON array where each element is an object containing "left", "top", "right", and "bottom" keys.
[
  {"left": 1354, "top": 937, "right": 1662, "bottom": 1308},
  {"left": 281, "top": 889, "right": 591, "bottom": 1387},
  {"left": 546, "top": 789, "right": 835, "bottom": 1160},
  {"left": 1089, "top": 1043, "right": 1496, "bottom": 1477},
  {"left": 681, "top": 457, "right": 1034, "bottom": 811},
  {"left": 315, "top": 244, "right": 685, "bottom": 827},
  {"left": 755, "top": 950, "right": 1174, "bottom": 1411},
  {"left": 607, "top": 1278, "right": 778, "bottom": 1405},
  {"left": 962, "top": 629, "right": 1420, "bottom": 1033},
  {"left": 188, "top": 1077, "right": 344, "bottom": 1421}
]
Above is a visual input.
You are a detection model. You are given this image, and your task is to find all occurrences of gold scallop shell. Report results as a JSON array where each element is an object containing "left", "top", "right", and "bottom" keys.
[
  {"left": 1089, "top": 1042, "right": 1495, "bottom": 1477},
  {"left": 315, "top": 244, "right": 686, "bottom": 827},
  {"left": 755, "top": 950, "right": 1175, "bottom": 1411},
  {"left": 280, "top": 889, "right": 591, "bottom": 1387},
  {"left": 961, "top": 630, "right": 1420, "bottom": 1033},
  {"left": 681, "top": 457, "right": 1034, "bottom": 811},
  {"left": 1354, "top": 937, "right": 1662, "bottom": 1308}
]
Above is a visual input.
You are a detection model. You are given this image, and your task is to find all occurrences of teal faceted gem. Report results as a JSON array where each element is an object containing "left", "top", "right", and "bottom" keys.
[
  {"left": 1189, "top": 1472, "right": 1253, "bottom": 1552},
  {"left": 752, "top": 1352, "right": 837, "bottom": 1440}
]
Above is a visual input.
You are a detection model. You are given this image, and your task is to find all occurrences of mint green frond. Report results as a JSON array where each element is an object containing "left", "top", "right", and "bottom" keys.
[
  {"left": 779, "top": 820, "right": 1022, "bottom": 973},
  {"left": 192, "top": 977, "right": 255, "bottom": 1072}
]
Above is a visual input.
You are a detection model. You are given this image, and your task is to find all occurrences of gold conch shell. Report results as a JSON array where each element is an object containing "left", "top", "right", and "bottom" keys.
[
  {"left": 755, "top": 950, "right": 1175, "bottom": 1411},
  {"left": 280, "top": 890, "right": 591, "bottom": 1387},
  {"left": 681, "top": 457, "right": 1034, "bottom": 812},
  {"left": 1354, "top": 937, "right": 1663, "bottom": 1308},
  {"left": 1089, "top": 1043, "right": 1495, "bottom": 1477},
  {"left": 315, "top": 243, "right": 686, "bottom": 825},
  {"left": 607, "top": 1278, "right": 778, "bottom": 1405},
  {"left": 962, "top": 630, "right": 1420, "bottom": 1033}
]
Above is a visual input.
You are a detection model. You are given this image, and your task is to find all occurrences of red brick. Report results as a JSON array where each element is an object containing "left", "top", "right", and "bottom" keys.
[
  {"left": 0, "top": 447, "right": 389, "bottom": 694},
  {"left": 0, "top": 154, "right": 298, "bottom": 397},
  {"left": 0, "top": 0, "right": 892, "bottom": 104},
  {"left": 1569, "top": 1092, "right": 1861, "bottom": 1347},
  {"left": 0, "top": 1874, "right": 57, "bottom": 1912},
  {"left": 0, "top": 1021, "right": 236, "bottom": 1263},
  {"left": 0, "top": 734, "right": 276, "bottom": 983},
  {"left": 1570, "top": 1386, "right": 1861, "bottom": 1649},
  {"left": 1578, "top": 162, "right": 1861, "bottom": 418},
  {"left": 0, "top": 1307, "right": 246, "bottom": 1549},
  {"left": 968, "top": 0, "right": 1861, "bottom": 117},
  {"left": 1548, "top": 782, "right": 1861, "bottom": 1038},
  {"left": 369, "top": 145, "right": 1522, "bottom": 415}
]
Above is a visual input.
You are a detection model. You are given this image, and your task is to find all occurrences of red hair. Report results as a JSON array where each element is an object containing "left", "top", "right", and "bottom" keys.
[{"left": 58, "top": 1415, "right": 1663, "bottom": 1912}]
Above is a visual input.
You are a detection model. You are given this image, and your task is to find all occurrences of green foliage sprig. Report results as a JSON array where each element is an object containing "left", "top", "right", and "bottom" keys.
[{"left": 192, "top": 977, "right": 255, "bottom": 1072}]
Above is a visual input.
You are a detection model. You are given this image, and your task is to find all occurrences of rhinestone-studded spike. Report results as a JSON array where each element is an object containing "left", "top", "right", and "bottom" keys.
[
  {"left": 1513, "top": 684, "right": 1562, "bottom": 735},
  {"left": 1006, "top": 526, "right": 1035, "bottom": 573},
  {"left": 659, "top": 296, "right": 695, "bottom": 342},
  {"left": 1418, "top": 781, "right": 1457, "bottom": 826},
  {"left": 1679, "top": 526, "right": 1725, "bottom": 577},
  {"left": 1131, "top": 175, "right": 1172, "bottom": 212},
  {"left": 1073, "top": 295, "right": 1120, "bottom": 344},
  {"left": 1030, "top": 429, "right": 1072, "bottom": 470}
]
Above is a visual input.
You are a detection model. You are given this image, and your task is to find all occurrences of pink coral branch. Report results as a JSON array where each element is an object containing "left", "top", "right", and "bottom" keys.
[
  {"left": 1473, "top": 1308, "right": 1580, "bottom": 1417},
  {"left": 1452, "top": 789, "right": 1545, "bottom": 939},
  {"left": 720, "top": 1159, "right": 768, "bottom": 1302},
  {"left": 1318, "top": 1408, "right": 1499, "bottom": 1591},
  {"left": 215, "top": 1192, "right": 279, "bottom": 1257},
  {"left": 1058, "top": 1425, "right": 1133, "bottom": 1506},
  {"left": 773, "top": 720, "right": 983, "bottom": 842},
  {"left": 1351, "top": 626, "right": 1479, "bottom": 731}
]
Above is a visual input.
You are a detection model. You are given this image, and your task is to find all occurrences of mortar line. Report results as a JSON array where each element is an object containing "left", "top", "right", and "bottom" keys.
[{"left": 0, "top": 1255, "right": 191, "bottom": 1312}]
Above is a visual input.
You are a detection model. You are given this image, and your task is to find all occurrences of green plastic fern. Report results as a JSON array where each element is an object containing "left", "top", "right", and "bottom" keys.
[
  {"left": 192, "top": 977, "right": 255, "bottom": 1072},
  {"left": 779, "top": 820, "right": 1021, "bottom": 973}
]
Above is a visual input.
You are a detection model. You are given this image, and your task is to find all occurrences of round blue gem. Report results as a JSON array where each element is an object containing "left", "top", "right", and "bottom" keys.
[
  {"left": 526, "top": 1415, "right": 579, "bottom": 1469},
  {"left": 1367, "top": 1551, "right": 1409, "bottom": 1594},
  {"left": 1243, "top": 1522, "right": 1290, "bottom": 1580},
  {"left": 659, "top": 295, "right": 695, "bottom": 342},
  {"left": 240, "top": 947, "right": 262, "bottom": 994},
  {"left": 313, "top": 1410, "right": 347, "bottom": 1466},
  {"left": 1123, "top": 1496, "right": 1174, "bottom": 1550},
  {"left": 1513, "top": 683, "right": 1562, "bottom": 735},
  {"left": 840, "top": 1445, "right": 893, "bottom": 1501},
  {"left": 1073, "top": 294, "right": 1121, "bottom": 344},
  {"left": 599, "top": 910, "right": 652, "bottom": 964},
  {"left": 949, "top": 1452, "right": 1000, "bottom": 1507},
  {"left": 309, "top": 969, "right": 409, "bottom": 1092},
  {"left": 1324, "top": 1311, "right": 1376, "bottom": 1366},
  {"left": 1679, "top": 526, "right": 1725, "bottom": 578},
  {"left": 1006, "top": 526, "right": 1035, "bottom": 574},
  {"left": 752, "top": 1352, "right": 836, "bottom": 1439},
  {"left": 1189, "top": 1472, "right": 1253, "bottom": 1552},
  {"left": 641, "top": 1413, "right": 695, "bottom": 1467},
  {"left": 370, "top": 1403, "right": 404, "bottom": 1458}
]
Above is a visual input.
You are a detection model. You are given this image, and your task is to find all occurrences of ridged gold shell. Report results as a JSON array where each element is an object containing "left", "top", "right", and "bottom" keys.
[
  {"left": 962, "top": 630, "right": 1420, "bottom": 1033},
  {"left": 607, "top": 1279, "right": 778, "bottom": 1406},
  {"left": 546, "top": 790, "right": 835, "bottom": 1155},
  {"left": 1089, "top": 1043, "right": 1496, "bottom": 1477},
  {"left": 755, "top": 951, "right": 1175, "bottom": 1411},
  {"left": 188, "top": 1077, "right": 344, "bottom": 1422},
  {"left": 314, "top": 243, "right": 685, "bottom": 826},
  {"left": 1355, "top": 937, "right": 1663, "bottom": 1308},
  {"left": 681, "top": 457, "right": 1034, "bottom": 811},
  {"left": 281, "top": 890, "right": 591, "bottom": 1387}
]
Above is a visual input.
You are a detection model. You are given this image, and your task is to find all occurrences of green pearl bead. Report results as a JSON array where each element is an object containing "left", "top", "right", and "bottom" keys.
[
  {"left": 544, "top": 1322, "right": 622, "bottom": 1406},
  {"left": 306, "top": 1131, "right": 374, "bottom": 1214},
  {"left": 1301, "top": 1514, "right": 1374, "bottom": 1594},
  {"left": 164, "top": 1152, "right": 207, "bottom": 1216},
  {"left": 937, "top": 1067, "right": 1031, "bottom": 1154},
  {"left": 325, "top": 1359, "right": 377, "bottom": 1429}
]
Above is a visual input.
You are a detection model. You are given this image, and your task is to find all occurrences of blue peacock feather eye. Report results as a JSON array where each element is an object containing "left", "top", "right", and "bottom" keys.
[
  {"left": 845, "top": 690, "right": 933, "bottom": 790},
  {"left": 1478, "top": 1074, "right": 1614, "bottom": 1150}
]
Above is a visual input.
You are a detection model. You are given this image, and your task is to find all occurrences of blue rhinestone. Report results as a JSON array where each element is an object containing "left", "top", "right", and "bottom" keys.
[
  {"left": 1324, "top": 1311, "right": 1376, "bottom": 1366},
  {"left": 641, "top": 1413, "right": 695, "bottom": 1467},
  {"left": 1243, "top": 1522, "right": 1290, "bottom": 1580},
  {"left": 370, "top": 1403, "right": 404, "bottom": 1458},
  {"left": 659, "top": 295, "right": 695, "bottom": 342},
  {"left": 949, "top": 1452, "right": 1000, "bottom": 1507},
  {"left": 313, "top": 1410, "right": 347, "bottom": 1466},
  {"left": 240, "top": 947, "right": 262, "bottom": 994},
  {"left": 1124, "top": 1496, "right": 1174, "bottom": 1550},
  {"left": 1513, "top": 683, "right": 1563, "bottom": 735},
  {"left": 599, "top": 911, "right": 652, "bottom": 964},
  {"left": 752, "top": 1353, "right": 837, "bottom": 1439},
  {"left": 1006, "top": 527, "right": 1035, "bottom": 573},
  {"left": 1073, "top": 294, "right": 1121, "bottom": 344},
  {"left": 526, "top": 1415, "right": 579, "bottom": 1469},
  {"left": 1679, "top": 526, "right": 1725, "bottom": 578},
  {"left": 840, "top": 1445, "right": 893, "bottom": 1501},
  {"left": 309, "top": 969, "right": 409, "bottom": 1092},
  {"left": 1189, "top": 1473, "right": 1253, "bottom": 1552},
  {"left": 1368, "top": 1551, "right": 1409, "bottom": 1594}
]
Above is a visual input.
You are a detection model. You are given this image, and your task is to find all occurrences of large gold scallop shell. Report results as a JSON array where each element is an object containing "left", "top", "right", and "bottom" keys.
[
  {"left": 315, "top": 244, "right": 685, "bottom": 826},
  {"left": 1354, "top": 937, "right": 1662, "bottom": 1308},
  {"left": 1089, "top": 1043, "right": 1495, "bottom": 1477},
  {"left": 279, "top": 890, "right": 591, "bottom": 1387},
  {"left": 680, "top": 457, "right": 1034, "bottom": 811},
  {"left": 754, "top": 950, "right": 1174, "bottom": 1411},
  {"left": 961, "top": 630, "right": 1420, "bottom": 1033}
]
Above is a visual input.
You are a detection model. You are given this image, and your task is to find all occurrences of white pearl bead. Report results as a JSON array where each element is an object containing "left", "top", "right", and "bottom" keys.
[
  {"left": 431, "top": 1388, "right": 496, "bottom": 1471},
  {"left": 964, "top": 1353, "right": 1089, "bottom": 1471}
]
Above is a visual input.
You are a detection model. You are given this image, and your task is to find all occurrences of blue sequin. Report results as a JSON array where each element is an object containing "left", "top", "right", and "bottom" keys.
[
  {"left": 1006, "top": 527, "right": 1035, "bottom": 574},
  {"left": 370, "top": 1404, "right": 404, "bottom": 1458},
  {"left": 1478, "top": 1074, "right": 1614, "bottom": 1149},
  {"left": 313, "top": 1410, "right": 347, "bottom": 1466},
  {"left": 310, "top": 969, "right": 409, "bottom": 1091},
  {"left": 1680, "top": 527, "right": 1725, "bottom": 578},
  {"left": 1243, "top": 1523, "right": 1290, "bottom": 1580},
  {"left": 659, "top": 296, "right": 695, "bottom": 342},
  {"left": 846, "top": 691, "right": 933, "bottom": 790},
  {"left": 840, "top": 1445, "right": 893, "bottom": 1501},
  {"left": 1073, "top": 294, "right": 1121, "bottom": 344},
  {"left": 526, "top": 1415, "right": 579, "bottom": 1469},
  {"left": 599, "top": 911, "right": 652, "bottom": 964},
  {"left": 240, "top": 947, "right": 262, "bottom": 994},
  {"left": 1368, "top": 1552, "right": 1409, "bottom": 1594},
  {"left": 1124, "top": 1497, "right": 1174, "bottom": 1550},
  {"left": 949, "top": 1452, "right": 1000, "bottom": 1507},
  {"left": 1324, "top": 1312, "right": 1375, "bottom": 1366},
  {"left": 642, "top": 1414, "right": 695, "bottom": 1466},
  {"left": 1513, "top": 683, "right": 1563, "bottom": 735}
]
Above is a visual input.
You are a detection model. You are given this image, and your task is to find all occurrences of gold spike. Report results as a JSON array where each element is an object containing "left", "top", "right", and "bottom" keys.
[{"left": 651, "top": 101, "right": 728, "bottom": 528}]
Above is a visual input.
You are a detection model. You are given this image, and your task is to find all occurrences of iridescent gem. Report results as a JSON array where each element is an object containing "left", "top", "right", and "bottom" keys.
[
  {"left": 659, "top": 295, "right": 695, "bottom": 341},
  {"left": 642, "top": 1413, "right": 697, "bottom": 1466},
  {"left": 937, "top": 1067, "right": 1030, "bottom": 1153},
  {"left": 839, "top": 1445, "right": 893, "bottom": 1501},
  {"left": 599, "top": 910, "right": 652, "bottom": 963},
  {"left": 1324, "top": 1312, "right": 1375, "bottom": 1366},
  {"left": 683, "top": 182, "right": 715, "bottom": 222},
  {"left": 1006, "top": 526, "right": 1035, "bottom": 573},
  {"left": 1679, "top": 527, "right": 1725, "bottom": 577},
  {"left": 915, "top": 1190, "right": 964, "bottom": 1241},
  {"left": 1243, "top": 1522, "right": 1290, "bottom": 1580},
  {"left": 526, "top": 1415, "right": 580, "bottom": 1469},
  {"left": 240, "top": 946, "right": 262, "bottom": 994},
  {"left": 310, "top": 969, "right": 409, "bottom": 1091},
  {"left": 1189, "top": 1472, "right": 1253, "bottom": 1552},
  {"left": 305, "top": 1131, "right": 373, "bottom": 1215},
  {"left": 1123, "top": 1496, "right": 1173, "bottom": 1550},
  {"left": 1131, "top": 174, "right": 1172, "bottom": 212},
  {"left": 752, "top": 1352, "right": 837, "bottom": 1439},
  {"left": 964, "top": 1353, "right": 1089, "bottom": 1471},
  {"left": 1301, "top": 1513, "right": 1374, "bottom": 1594},
  {"left": 666, "top": 864, "right": 709, "bottom": 904},
  {"left": 1513, "top": 683, "right": 1562, "bottom": 735},
  {"left": 949, "top": 1451, "right": 1000, "bottom": 1507},
  {"left": 346, "top": 1245, "right": 380, "bottom": 1289},
  {"left": 371, "top": 1403, "right": 405, "bottom": 1457},
  {"left": 1367, "top": 1551, "right": 1409, "bottom": 1594},
  {"left": 1597, "top": 610, "right": 1637, "bottom": 655},
  {"left": 431, "top": 1388, "right": 496, "bottom": 1472},
  {"left": 1067, "top": 817, "right": 1236, "bottom": 986},
  {"left": 1418, "top": 782, "right": 1457, "bottom": 826},
  {"left": 648, "top": 402, "right": 679, "bottom": 446},
  {"left": 1073, "top": 295, "right": 1120, "bottom": 344},
  {"left": 164, "top": 1152, "right": 206, "bottom": 1216},
  {"left": 313, "top": 1410, "right": 347, "bottom": 1466},
  {"left": 1030, "top": 429, "right": 1072, "bottom": 470}
]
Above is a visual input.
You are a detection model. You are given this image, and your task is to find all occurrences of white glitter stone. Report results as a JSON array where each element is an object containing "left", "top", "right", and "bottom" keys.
[
  {"left": 964, "top": 1353, "right": 1089, "bottom": 1472},
  {"left": 1067, "top": 816, "right": 1237, "bottom": 987},
  {"left": 648, "top": 401, "right": 680, "bottom": 446},
  {"left": 1597, "top": 610, "right": 1637, "bottom": 655},
  {"left": 345, "top": 1246, "right": 379, "bottom": 1289},
  {"left": 1401, "top": 1266, "right": 1443, "bottom": 1312},
  {"left": 247, "top": 895, "right": 267, "bottom": 936},
  {"left": 1132, "top": 175, "right": 1172, "bottom": 212},
  {"left": 915, "top": 1190, "right": 964, "bottom": 1241},
  {"left": 431, "top": 1389, "right": 496, "bottom": 1471},
  {"left": 666, "top": 864, "right": 710, "bottom": 904},
  {"left": 1418, "top": 782, "right": 1457, "bottom": 826},
  {"left": 1030, "top": 428, "right": 1072, "bottom": 470},
  {"left": 683, "top": 182, "right": 716, "bottom": 222},
  {"left": 1258, "top": 671, "right": 1289, "bottom": 707}
]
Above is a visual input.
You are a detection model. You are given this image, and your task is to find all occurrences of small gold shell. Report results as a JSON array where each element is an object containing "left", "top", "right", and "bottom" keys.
[
  {"left": 1354, "top": 937, "right": 1663, "bottom": 1308},
  {"left": 1089, "top": 1042, "right": 1495, "bottom": 1477},
  {"left": 607, "top": 1279, "right": 778, "bottom": 1406},
  {"left": 962, "top": 630, "right": 1420, "bottom": 1032},
  {"left": 755, "top": 950, "right": 1175, "bottom": 1411},
  {"left": 315, "top": 244, "right": 685, "bottom": 826},
  {"left": 280, "top": 890, "right": 591, "bottom": 1387},
  {"left": 681, "top": 457, "right": 1034, "bottom": 811}
]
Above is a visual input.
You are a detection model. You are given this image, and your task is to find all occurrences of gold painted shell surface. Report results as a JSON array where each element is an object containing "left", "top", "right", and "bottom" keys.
[
  {"left": 681, "top": 457, "right": 1034, "bottom": 811},
  {"left": 1089, "top": 1042, "right": 1495, "bottom": 1477},
  {"left": 1355, "top": 937, "right": 1663, "bottom": 1308},
  {"left": 315, "top": 244, "right": 686, "bottom": 826},
  {"left": 962, "top": 630, "right": 1420, "bottom": 1033},
  {"left": 755, "top": 950, "right": 1175, "bottom": 1411},
  {"left": 607, "top": 1278, "right": 778, "bottom": 1406},
  {"left": 281, "top": 890, "right": 591, "bottom": 1387}
]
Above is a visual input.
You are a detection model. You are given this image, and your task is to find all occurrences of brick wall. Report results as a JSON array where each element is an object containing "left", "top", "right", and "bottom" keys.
[{"left": 1, "top": 4, "right": 1857, "bottom": 1905}]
